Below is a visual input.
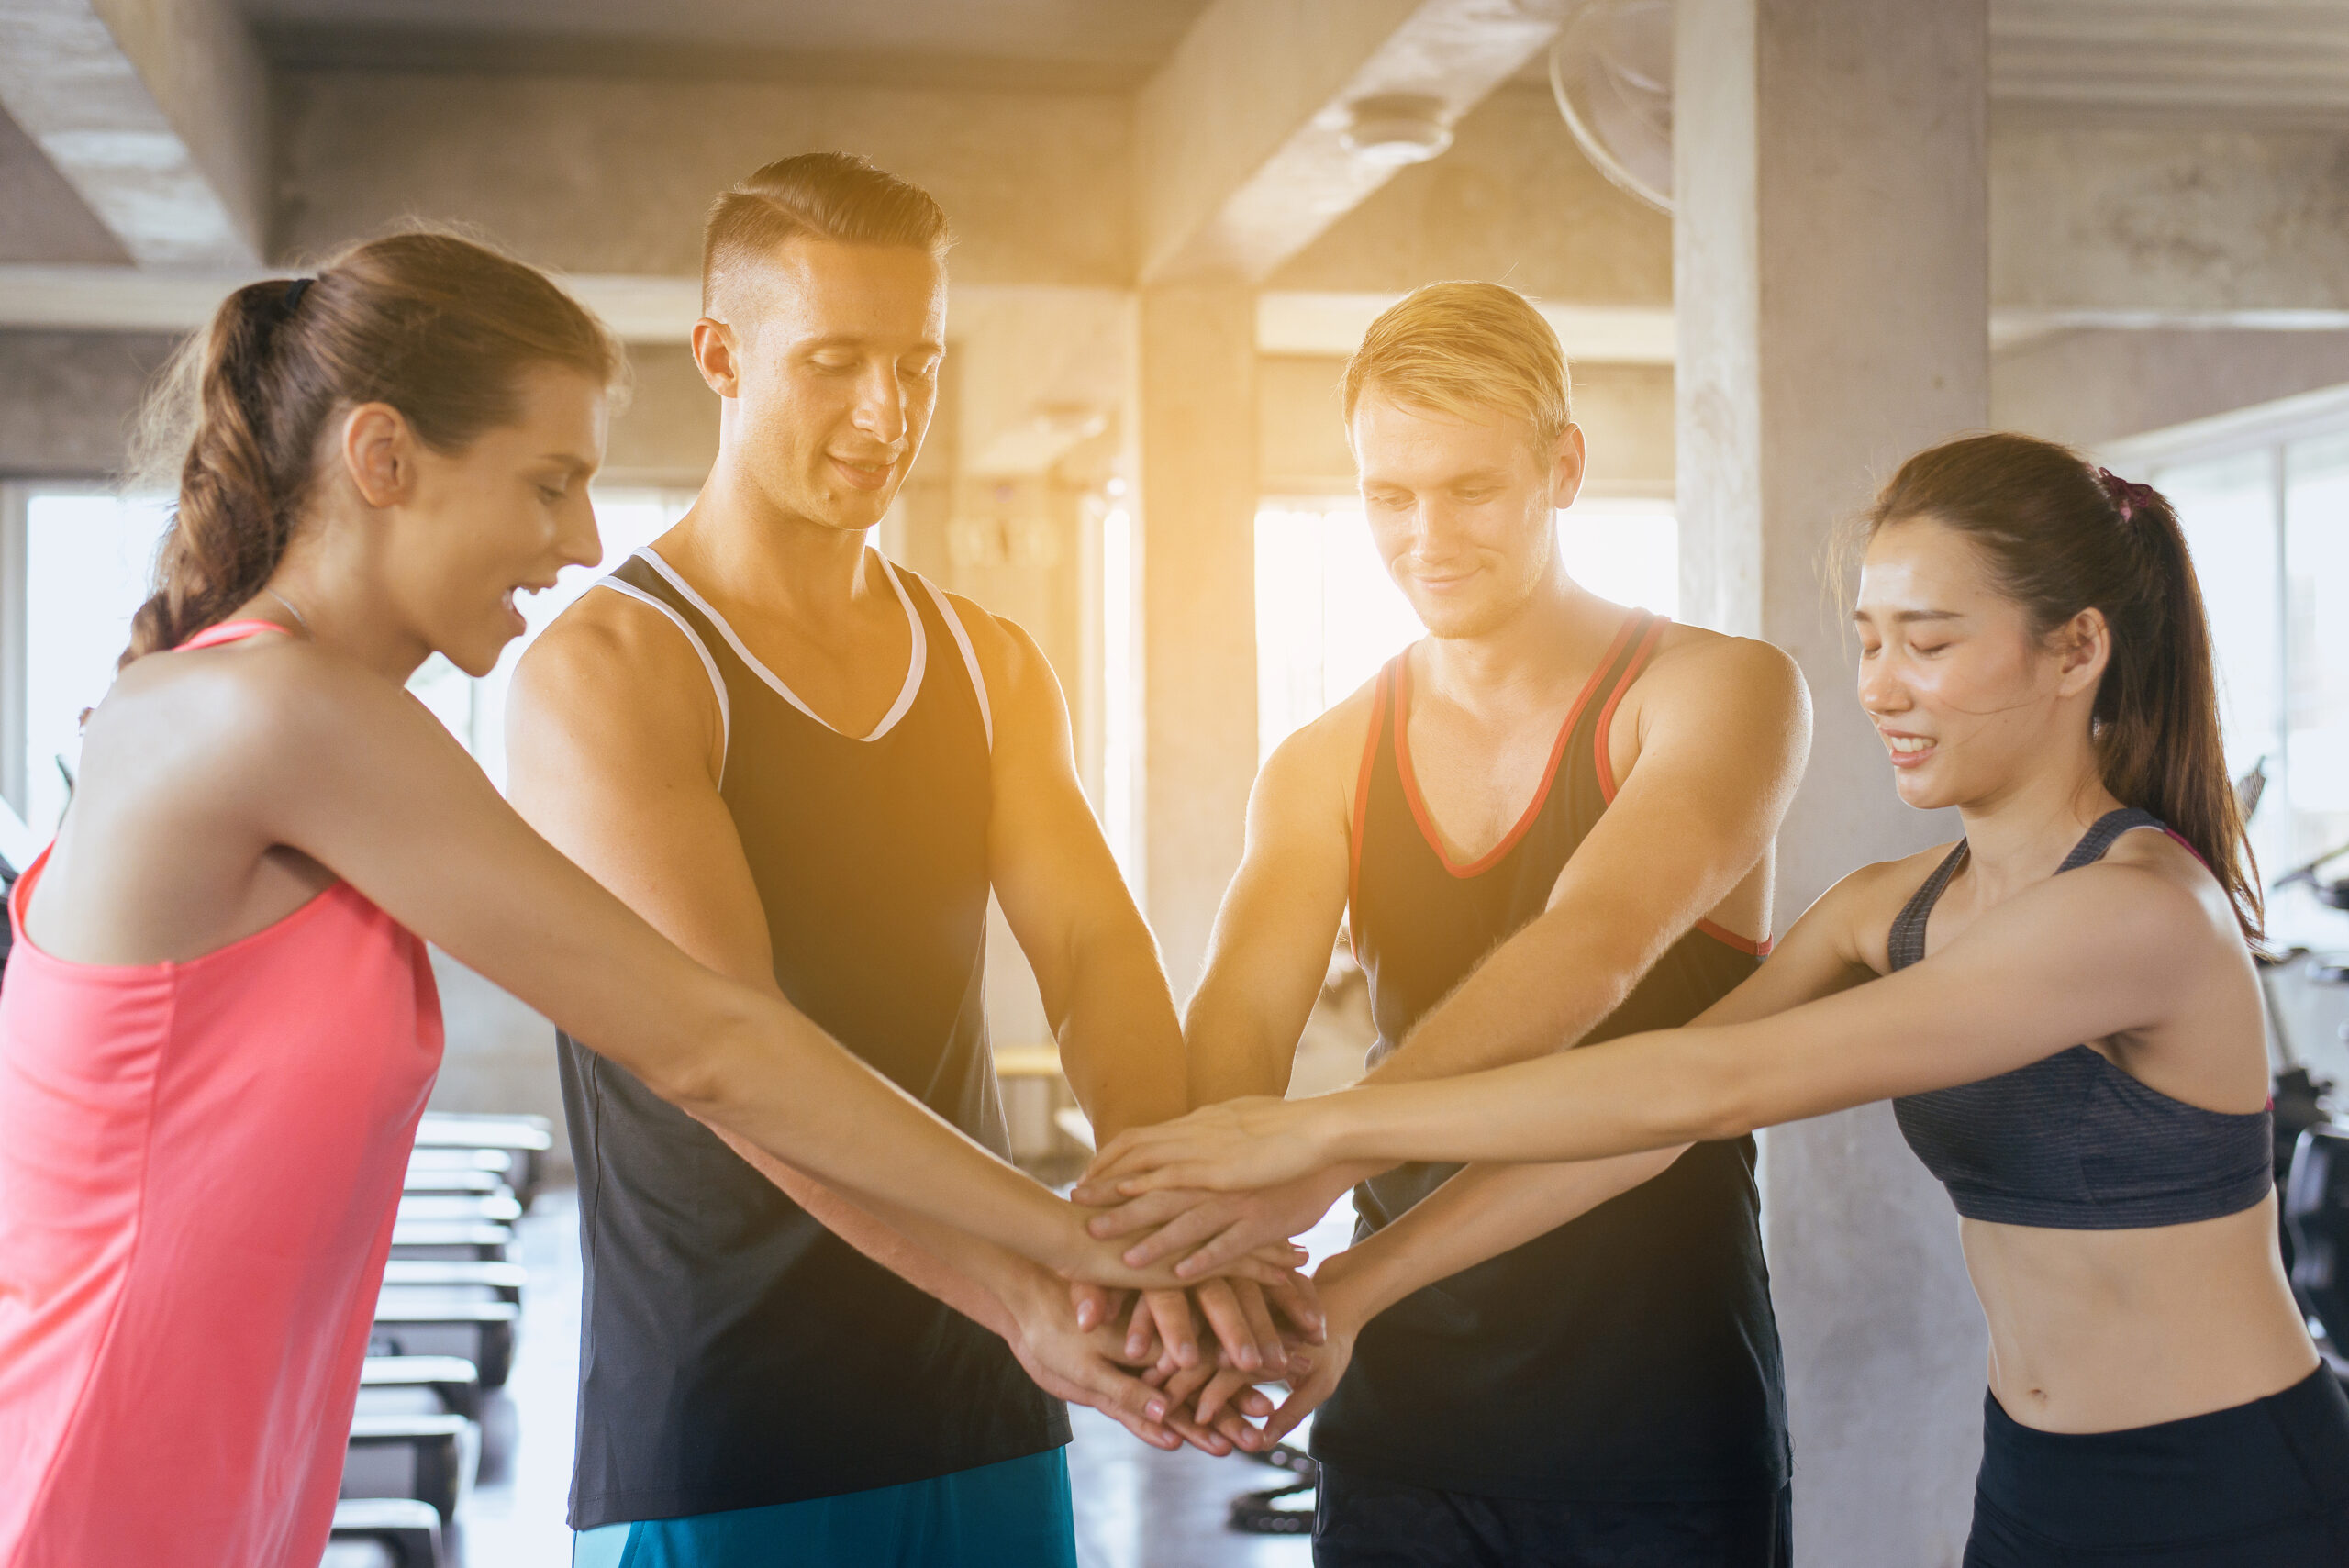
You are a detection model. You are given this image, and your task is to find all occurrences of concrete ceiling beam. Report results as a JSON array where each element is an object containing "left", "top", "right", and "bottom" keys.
[
  {"left": 0, "top": 0, "right": 267, "bottom": 268},
  {"left": 1992, "top": 121, "right": 2349, "bottom": 316},
  {"left": 1136, "top": 0, "right": 1557, "bottom": 285}
]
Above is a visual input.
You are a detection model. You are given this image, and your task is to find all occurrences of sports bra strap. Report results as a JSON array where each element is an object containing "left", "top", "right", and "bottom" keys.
[{"left": 176, "top": 619, "right": 295, "bottom": 651}]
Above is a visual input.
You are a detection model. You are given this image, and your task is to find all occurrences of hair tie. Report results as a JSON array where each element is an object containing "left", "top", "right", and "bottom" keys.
[
  {"left": 2096, "top": 466, "right": 2156, "bottom": 524},
  {"left": 280, "top": 276, "right": 313, "bottom": 317}
]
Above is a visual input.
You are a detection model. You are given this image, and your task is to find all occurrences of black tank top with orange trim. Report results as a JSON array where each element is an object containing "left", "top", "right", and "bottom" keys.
[{"left": 1308, "top": 609, "right": 1790, "bottom": 1503}]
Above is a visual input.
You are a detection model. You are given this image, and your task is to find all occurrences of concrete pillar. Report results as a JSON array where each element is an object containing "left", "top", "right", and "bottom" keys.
[
  {"left": 1676, "top": 3, "right": 1988, "bottom": 1563},
  {"left": 1137, "top": 285, "right": 1259, "bottom": 998}
]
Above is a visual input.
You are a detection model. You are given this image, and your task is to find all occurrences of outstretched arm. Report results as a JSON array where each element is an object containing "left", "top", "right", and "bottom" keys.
[
  {"left": 1089, "top": 853, "right": 2225, "bottom": 1193},
  {"left": 968, "top": 603, "right": 1319, "bottom": 1383}
]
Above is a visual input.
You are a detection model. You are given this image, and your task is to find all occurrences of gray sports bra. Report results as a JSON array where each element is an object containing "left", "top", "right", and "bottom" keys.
[{"left": 1888, "top": 808, "right": 2273, "bottom": 1230}]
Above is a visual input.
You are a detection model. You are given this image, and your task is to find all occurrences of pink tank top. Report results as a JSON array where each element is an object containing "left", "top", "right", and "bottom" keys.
[{"left": 0, "top": 620, "right": 444, "bottom": 1568}]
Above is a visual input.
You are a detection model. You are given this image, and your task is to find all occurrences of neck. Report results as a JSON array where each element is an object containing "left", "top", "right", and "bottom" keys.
[
  {"left": 664, "top": 452, "right": 886, "bottom": 619},
  {"left": 261, "top": 530, "right": 431, "bottom": 685},
  {"left": 1415, "top": 562, "right": 1609, "bottom": 714},
  {"left": 1954, "top": 742, "right": 2122, "bottom": 897}
]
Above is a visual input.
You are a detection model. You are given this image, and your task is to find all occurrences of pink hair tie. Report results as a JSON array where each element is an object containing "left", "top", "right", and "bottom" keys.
[{"left": 2096, "top": 467, "right": 2157, "bottom": 524}]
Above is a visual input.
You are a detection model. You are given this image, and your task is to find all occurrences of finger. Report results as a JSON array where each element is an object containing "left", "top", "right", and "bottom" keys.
[
  {"left": 1112, "top": 1162, "right": 1207, "bottom": 1198},
  {"left": 1186, "top": 1251, "right": 1297, "bottom": 1289},
  {"left": 1068, "top": 1282, "right": 1119, "bottom": 1335},
  {"left": 1117, "top": 1197, "right": 1243, "bottom": 1269},
  {"left": 1263, "top": 1375, "right": 1330, "bottom": 1449},
  {"left": 1082, "top": 1359, "right": 1179, "bottom": 1451},
  {"left": 1171, "top": 1219, "right": 1289, "bottom": 1282},
  {"left": 1192, "top": 1363, "right": 1259, "bottom": 1427},
  {"left": 1082, "top": 1187, "right": 1212, "bottom": 1240},
  {"left": 1143, "top": 1289, "right": 1201, "bottom": 1370},
  {"left": 1158, "top": 1357, "right": 1219, "bottom": 1409},
  {"left": 1162, "top": 1407, "right": 1235, "bottom": 1458},
  {"left": 1120, "top": 1294, "right": 1161, "bottom": 1365},
  {"left": 1263, "top": 1273, "right": 1327, "bottom": 1342},
  {"left": 1232, "top": 1281, "right": 1285, "bottom": 1373},
  {"left": 1191, "top": 1281, "right": 1264, "bottom": 1374}
]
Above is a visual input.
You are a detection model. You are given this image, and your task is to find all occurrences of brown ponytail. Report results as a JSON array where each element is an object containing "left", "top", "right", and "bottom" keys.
[
  {"left": 125, "top": 230, "right": 624, "bottom": 664},
  {"left": 1865, "top": 432, "right": 2263, "bottom": 942}
]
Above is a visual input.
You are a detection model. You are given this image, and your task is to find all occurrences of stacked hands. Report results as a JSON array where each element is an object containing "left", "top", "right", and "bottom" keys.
[{"left": 1030, "top": 1098, "right": 1353, "bottom": 1458}]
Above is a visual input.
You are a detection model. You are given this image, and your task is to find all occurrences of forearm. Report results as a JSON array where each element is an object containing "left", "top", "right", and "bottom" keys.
[
  {"left": 1363, "top": 921, "right": 1646, "bottom": 1085},
  {"left": 707, "top": 1124, "right": 1022, "bottom": 1338},
  {"left": 1322, "top": 1025, "right": 1741, "bottom": 1168},
  {"left": 1055, "top": 929, "right": 1188, "bottom": 1140},
  {"left": 1325, "top": 1151, "right": 1687, "bottom": 1318},
  {"left": 674, "top": 992, "right": 1093, "bottom": 1274}
]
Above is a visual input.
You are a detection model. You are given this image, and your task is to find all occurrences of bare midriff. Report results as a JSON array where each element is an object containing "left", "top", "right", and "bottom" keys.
[{"left": 1965, "top": 1193, "right": 2317, "bottom": 1433}]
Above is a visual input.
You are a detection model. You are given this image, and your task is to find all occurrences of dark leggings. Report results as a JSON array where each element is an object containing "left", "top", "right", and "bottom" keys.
[
  {"left": 1312, "top": 1466, "right": 1790, "bottom": 1568},
  {"left": 1965, "top": 1366, "right": 2349, "bottom": 1566}
]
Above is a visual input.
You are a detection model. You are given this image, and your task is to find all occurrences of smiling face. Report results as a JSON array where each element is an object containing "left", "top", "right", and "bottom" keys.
[
  {"left": 1854, "top": 515, "right": 2110, "bottom": 812},
  {"left": 699, "top": 237, "right": 945, "bottom": 534},
  {"left": 1351, "top": 390, "right": 1586, "bottom": 640},
  {"left": 381, "top": 363, "right": 608, "bottom": 676}
]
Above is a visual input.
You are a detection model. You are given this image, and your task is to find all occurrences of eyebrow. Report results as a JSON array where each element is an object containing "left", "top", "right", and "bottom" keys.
[
  {"left": 1852, "top": 608, "right": 1965, "bottom": 624},
  {"left": 798, "top": 333, "right": 946, "bottom": 357},
  {"left": 538, "top": 454, "right": 596, "bottom": 477}
]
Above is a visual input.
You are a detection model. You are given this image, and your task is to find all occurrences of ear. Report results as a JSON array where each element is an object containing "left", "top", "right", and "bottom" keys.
[
  {"left": 339, "top": 402, "right": 416, "bottom": 509},
  {"left": 2052, "top": 606, "right": 2110, "bottom": 698},
  {"left": 1548, "top": 422, "right": 1588, "bottom": 511},
  {"left": 692, "top": 317, "right": 742, "bottom": 399}
]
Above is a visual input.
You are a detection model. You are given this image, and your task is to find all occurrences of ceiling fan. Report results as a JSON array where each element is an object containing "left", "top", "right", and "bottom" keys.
[{"left": 1546, "top": 0, "right": 1675, "bottom": 212}]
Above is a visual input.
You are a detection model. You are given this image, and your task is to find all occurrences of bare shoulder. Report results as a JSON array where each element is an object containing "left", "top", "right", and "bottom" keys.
[
  {"left": 2087, "top": 825, "right": 2245, "bottom": 948},
  {"left": 1639, "top": 621, "right": 1806, "bottom": 717},
  {"left": 1808, "top": 840, "right": 1964, "bottom": 973},
  {"left": 1258, "top": 670, "right": 1382, "bottom": 830},
  {"left": 931, "top": 584, "right": 1052, "bottom": 697},
  {"left": 514, "top": 583, "right": 718, "bottom": 724}
]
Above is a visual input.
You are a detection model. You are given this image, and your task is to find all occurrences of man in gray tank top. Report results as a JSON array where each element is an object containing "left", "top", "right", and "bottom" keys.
[{"left": 508, "top": 154, "right": 1311, "bottom": 1563}]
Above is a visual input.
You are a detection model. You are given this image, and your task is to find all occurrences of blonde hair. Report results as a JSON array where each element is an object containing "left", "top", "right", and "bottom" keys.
[
  {"left": 702, "top": 151, "right": 953, "bottom": 314},
  {"left": 1341, "top": 282, "right": 1572, "bottom": 453}
]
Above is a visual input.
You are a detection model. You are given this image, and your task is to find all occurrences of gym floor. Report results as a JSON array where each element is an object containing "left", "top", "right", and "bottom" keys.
[{"left": 441, "top": 1190, "right": 1322, "bottom": 1568}]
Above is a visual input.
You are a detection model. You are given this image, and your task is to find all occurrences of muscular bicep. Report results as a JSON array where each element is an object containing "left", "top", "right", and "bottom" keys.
[
  {"left": 506, "top": 598, "right": 777, "bottom": 993},
  {"left": 1543, "top": 640, "right": 1809, "bottom": 962}
]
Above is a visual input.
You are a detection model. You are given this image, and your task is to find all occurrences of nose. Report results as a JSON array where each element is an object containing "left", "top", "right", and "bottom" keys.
[
  {"left": 557, "top": 494, "right": 604, "bottom": 572},
  {"left": 852, "top": 363, "right": 910, "bottom": 450},
  {"left": 1856, "top": 647, "right": 1909, "bottom": 718}
]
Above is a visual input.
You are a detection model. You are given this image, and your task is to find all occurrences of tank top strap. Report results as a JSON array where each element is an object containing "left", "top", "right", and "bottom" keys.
[
  {"left": 1346, "top": 657, "right": 1400, "bottom": 937},
  {"left": 592, "top": 554, "right": 732, "bottom": 777},
  {"left": 1588, "top": 610, "right": 1667, "bottom": 802}
]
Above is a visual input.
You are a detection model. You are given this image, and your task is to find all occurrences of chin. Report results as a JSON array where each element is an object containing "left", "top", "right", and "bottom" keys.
[{"left": 1890, "top": 767, "right": 1959, "bottom": 814}]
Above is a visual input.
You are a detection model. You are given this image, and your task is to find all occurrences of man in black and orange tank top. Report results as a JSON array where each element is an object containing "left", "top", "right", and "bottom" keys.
[
  {"left": 1095, "top": 284, "right": 1813, "bottom": 1563},
  {"left": 506, "top": 154, "right": 1306, "bottom": 1564}
]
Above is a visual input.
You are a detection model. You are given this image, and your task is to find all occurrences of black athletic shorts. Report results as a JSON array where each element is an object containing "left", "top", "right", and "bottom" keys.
[
  {"left": 1311, "top": 1464, "right": 1791, "bottom": 1568},
  {"left": 1965, "top": 1365, "right": 2349, "bottom": 1566}
]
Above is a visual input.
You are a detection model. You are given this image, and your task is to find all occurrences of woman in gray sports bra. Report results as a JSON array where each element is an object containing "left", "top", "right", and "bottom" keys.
[{"left": 1083, "top": 432, "right": 2349, "bottom": 1565}]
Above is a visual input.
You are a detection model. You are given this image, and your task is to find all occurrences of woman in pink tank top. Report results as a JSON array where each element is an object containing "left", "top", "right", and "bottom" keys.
[{"left": 0, "top": 236, "right": 1252, "bottom": 1568}]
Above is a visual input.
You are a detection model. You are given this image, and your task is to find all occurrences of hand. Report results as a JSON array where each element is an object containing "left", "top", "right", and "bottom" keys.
[
  {"left": 1121, "top": 1274, "right": 1326, "bottom": 1380},
  {"left": 1077, "top": 1095, "right": 1338, "bottom": 1203},
  {"left": 1054, "top": 1195, "right": 1306, "bottom": 1291},
  {"left": 1146, "top": 1339, "right": 1303, "bottom": 1456},
  {"left": 1257, "top": 1255, "right": 1371, "bottom": 1449},
  {"left": 1001, "top": 1268, "right": 1183, "bottom": 1451},
  {"left": 1079, "top": 1168, "right": 1363, "bottom": 1280}
]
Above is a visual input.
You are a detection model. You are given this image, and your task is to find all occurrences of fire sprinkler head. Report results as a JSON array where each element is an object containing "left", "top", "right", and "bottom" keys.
[{"left": 1340, "top": 93, "right": 1453, "bottom": 167}]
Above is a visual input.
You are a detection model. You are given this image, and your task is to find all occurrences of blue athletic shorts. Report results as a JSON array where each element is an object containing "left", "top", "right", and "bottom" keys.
[{"left": 571, "top": 1448, "right": 1077, "bottom": 1568}]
